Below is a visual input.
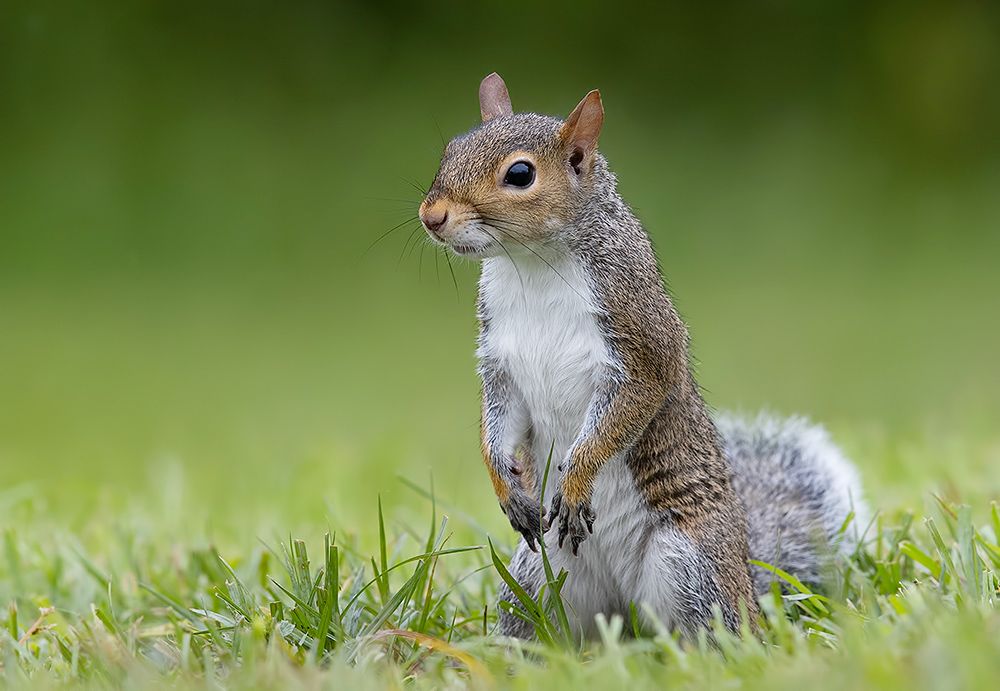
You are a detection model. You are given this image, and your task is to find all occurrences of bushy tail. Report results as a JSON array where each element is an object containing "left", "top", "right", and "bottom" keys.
[{"left": 717, "top": 413, "right": 869, "bottom": 595}]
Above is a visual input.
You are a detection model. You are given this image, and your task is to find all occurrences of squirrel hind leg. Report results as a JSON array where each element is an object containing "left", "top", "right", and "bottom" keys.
[
  {"left": 717, "top": 413, "right": 870, "bottom": 595},
  {"left": 632, "top": 525, "right": 746, "bottom": 638}
]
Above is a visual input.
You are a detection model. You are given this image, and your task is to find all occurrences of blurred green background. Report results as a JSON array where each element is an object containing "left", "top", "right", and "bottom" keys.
[{"left": 1, "top": 1, "right": 998, "bottom": 534}]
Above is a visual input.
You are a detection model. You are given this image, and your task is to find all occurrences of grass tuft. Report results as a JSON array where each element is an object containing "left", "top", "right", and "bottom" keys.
[{"left": 0, "top": 489, "right": 998, "bottom": 689}]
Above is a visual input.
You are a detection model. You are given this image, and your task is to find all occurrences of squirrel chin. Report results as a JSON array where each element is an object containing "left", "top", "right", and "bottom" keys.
[{"left": 448, "top": 243, "right": 494, "bottom": 259}]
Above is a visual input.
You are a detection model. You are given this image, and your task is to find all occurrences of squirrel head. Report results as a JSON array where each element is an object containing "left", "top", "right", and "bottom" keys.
[{"left": 419, "top": 73, "right": 605, "bottom": 259}]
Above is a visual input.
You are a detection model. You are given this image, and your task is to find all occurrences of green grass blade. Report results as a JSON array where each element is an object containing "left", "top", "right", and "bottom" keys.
[
  {"left": 377, "top": 495, "right": 389, "bottom": 603},
  {"left": 991, "top": 502, "right": 1000, "bottom": 546},
  {"left": 487, "top": 538, "right": 553, "bottom": 645},
  {"left": 535, "top": 441, "right": 572, "bottom": 646},
  {"left": 749, "top": 560, "right": 829, "bottom": 615},
  {"left": 925, "top": 517, "right": 959, "bottom": 591},
  {"left": 6, "top": 602, "right": 17, "bottom": 641},
  {"left": 956, "top": 505, "right": 980, "bottom": 599},
  {"left": 899, "top": 541, "right": 941, "bottom": 575}
]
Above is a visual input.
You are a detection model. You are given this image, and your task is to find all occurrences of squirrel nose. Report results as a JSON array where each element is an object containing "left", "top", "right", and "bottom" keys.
[{"left": 420, "top": 207, "right": 449, "bottom": 236}]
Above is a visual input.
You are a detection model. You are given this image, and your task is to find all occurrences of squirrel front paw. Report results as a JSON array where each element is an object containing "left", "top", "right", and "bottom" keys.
[
  {"left": 502, "top": 488, "right": 547, "bottom": 552},
  {"left": 550, "top": 491, "right": 596, "bottom": 556}
]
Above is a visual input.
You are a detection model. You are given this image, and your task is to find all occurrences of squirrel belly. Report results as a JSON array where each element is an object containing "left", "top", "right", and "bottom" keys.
[{"left": 477, "top": 251, "right": 611, "bottom": 482}]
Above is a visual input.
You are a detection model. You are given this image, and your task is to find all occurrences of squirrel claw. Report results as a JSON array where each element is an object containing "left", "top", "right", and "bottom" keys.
[
  {"left": 503, "top": 488, "right": 545, "bottom": 551},
  {"left": 550, "top": 491, "right": 594, "bottom": 555},
  {"left": 525, "top": 533, "right": 538, "bottom": 553},
  {"left": 583, "top": 504, "right": 596, "bottom": 534}
]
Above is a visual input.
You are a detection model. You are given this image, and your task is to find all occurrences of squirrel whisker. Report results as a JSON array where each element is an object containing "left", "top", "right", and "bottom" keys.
[
  {"left": 476, "top": 224, "right": 525, "bottom": 291},
  {"left": 401, "top": 177, "right": 428, "bottom": 197},
  {"left": 441, "top": 244, "right": 459, "bottom": 297},
  {"left": 398, "top": 224, "right": 426, "bottom": 267},
  {"left": 366, "top": 216, "right": 420, "bottom": 255}
]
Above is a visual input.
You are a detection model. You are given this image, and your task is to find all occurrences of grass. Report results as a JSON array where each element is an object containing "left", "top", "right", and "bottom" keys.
[{"left": 2, "top": 476, "right": 998, "bottom": 689}]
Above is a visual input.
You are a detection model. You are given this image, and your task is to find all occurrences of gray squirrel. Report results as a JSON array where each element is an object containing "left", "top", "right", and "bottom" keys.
[{"left": 417, "top": 73, "right": 867, "bottom": 639}]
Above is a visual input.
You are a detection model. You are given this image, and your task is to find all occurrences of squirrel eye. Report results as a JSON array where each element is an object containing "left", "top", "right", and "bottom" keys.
[{"left": 502, "top": 161, "right": 535, "bottom": 188}]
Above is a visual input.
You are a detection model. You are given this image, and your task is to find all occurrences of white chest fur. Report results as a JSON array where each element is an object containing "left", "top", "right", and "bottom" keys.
[{"left": 477, "top": 254, "right": 611, "bottom": 477}]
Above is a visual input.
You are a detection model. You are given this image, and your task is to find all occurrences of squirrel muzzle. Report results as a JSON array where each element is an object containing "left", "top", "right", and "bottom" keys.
[{"left": 419, "top": 200, "right": 449, "bottom": 239}]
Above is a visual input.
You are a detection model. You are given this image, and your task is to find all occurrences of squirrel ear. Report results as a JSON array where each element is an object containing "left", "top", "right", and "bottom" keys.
[
  {"left": 560, "top": 90, "right": 604, "bottom": 174},
  {"left": 479, "top": 72, "right": 512, "bottom": 122}
]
